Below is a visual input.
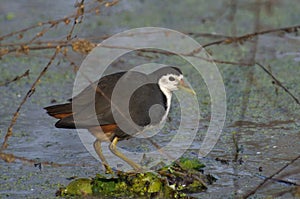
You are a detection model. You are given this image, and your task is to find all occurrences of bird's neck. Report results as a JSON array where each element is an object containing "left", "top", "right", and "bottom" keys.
[{"left": 158, "top": 85, "right": 172, "bottom": 124}]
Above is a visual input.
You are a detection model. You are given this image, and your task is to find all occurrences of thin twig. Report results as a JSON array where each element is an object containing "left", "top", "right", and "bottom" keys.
[
  {"left": 0, "top": 152, "right": 95, "bottom": 167},
  {"left": 2, "top": 43, "right": 70, "bottom": 56},
  {"left": 1, "top": 47, "right": 60, "bottom": 151},
  {"left": 202, "top": 24, "right": 300, "bottom": 48},
  {"left": 256, "top": 174, "right": 299, "bottom": 186},
  {"left": 243, "top": 154, "right": 300, "bottom": 198},
  {"left": 185, "top": 32, "right": 232, "bottom": 39},
  {"left": 1, "top": 41, "right": 254, "bottom": 67},
  {"left": 0, "top": 39, "right": 66, "bottom": 47},
  {"left": 0, "top": 69, "right": 29, "bottom": 87},
  {"left": 66, "top": 0, "right": 85, "bottom": 40},
  {"left": 256, "top": 62, "right": 300, "bottom": 105},
  {"left": 0, "top": 17, "right": 69, "bottom": 41},
  {"left": 0, "top": 0, "right": 105, "bottom": 41}
]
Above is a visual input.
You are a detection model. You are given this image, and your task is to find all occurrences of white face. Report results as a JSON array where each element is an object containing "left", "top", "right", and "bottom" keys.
[{"left": 158, "top": 74, "right": 183, "bottom": 92}]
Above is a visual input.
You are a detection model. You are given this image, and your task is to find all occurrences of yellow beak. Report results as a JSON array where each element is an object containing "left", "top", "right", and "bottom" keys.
[{"left": 178, "top": 79, "right": 196, "bottom": 95}]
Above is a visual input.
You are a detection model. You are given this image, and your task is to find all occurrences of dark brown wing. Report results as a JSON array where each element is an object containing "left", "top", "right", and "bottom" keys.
[
  {"left": 44, "top": 103, "right": 72, "bottom": 119},
  {"left": 44, "top": 72, "right": 126, "bottom": 129},
  {"left": 129, "top": 83, "right": 167, "bottom": 127}
]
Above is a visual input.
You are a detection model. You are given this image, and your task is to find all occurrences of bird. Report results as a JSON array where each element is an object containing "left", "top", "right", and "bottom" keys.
[{"left": 44, "top": 66, "right": 195, "bottom": 172}]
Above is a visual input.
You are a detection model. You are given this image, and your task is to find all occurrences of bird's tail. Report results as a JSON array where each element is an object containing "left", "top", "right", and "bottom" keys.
[{"left": 44, "top": 103, "right": 73, "bottom": 119}]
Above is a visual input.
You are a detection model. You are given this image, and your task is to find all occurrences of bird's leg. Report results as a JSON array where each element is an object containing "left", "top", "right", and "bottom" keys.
[
  {"left": 93, "top": 140, "right": 113, "bottom": 174},
  {"left": 109, "top": 137, "right": 142, "bottom": 172}
]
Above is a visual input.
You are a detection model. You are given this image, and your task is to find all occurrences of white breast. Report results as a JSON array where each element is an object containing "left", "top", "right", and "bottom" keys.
[
  {"left": 139, "top": 87, "right": 171, "bottom": 137},
  {"left": 158, "top": 86, "right": 172, "bottom": 125}
]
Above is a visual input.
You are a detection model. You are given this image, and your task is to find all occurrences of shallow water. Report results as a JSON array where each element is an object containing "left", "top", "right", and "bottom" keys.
[{"left": 0, "top": 0, "right": 300, "bottom": 198}]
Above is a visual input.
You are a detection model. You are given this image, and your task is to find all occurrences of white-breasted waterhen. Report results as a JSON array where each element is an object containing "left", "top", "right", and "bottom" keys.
[{"left": 44, "top": 66, "right": 195, "bottom": 172}]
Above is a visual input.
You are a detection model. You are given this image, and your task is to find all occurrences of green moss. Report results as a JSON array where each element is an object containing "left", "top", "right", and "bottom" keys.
[
  {"left": 178, "top": 157, "right": 205, "bottom": 171},
  {"left": 59, "top": 178, "right": 92, "bottom": 196},
  {"left": 92, "top": 177, "right": 124, "bottom": 196},
  {"left": 129, "top": 172, "right": 163, "bottom": 195},
  {"left": 57, "top": 159, "right": 214, "bottom": 198}
]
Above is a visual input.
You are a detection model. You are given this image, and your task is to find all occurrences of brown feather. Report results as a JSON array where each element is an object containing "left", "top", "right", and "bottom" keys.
[
  {"left": 88, "top": 124, "right": 117, "bottom": 142},
  {"left": 51, "top": 112, "right": 73, "bottom": 119}
]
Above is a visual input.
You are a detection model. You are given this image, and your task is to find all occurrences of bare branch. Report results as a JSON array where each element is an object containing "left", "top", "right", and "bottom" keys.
[
  {"left": 256, "top": 62, "right": 300, "bottom": 106},
  {"left": 0, "top": 69, "right": 29, "bottom": 87},
  {"left": 202, "top": 24, "right": 300, "bottom": 48},
  {"left": 0, "top": 151, "right": 94, "bottom": 167},
  {"left": 1, "top": 47, "right": 60, "bottom": 150},
  {"left": 243, "top": 154, "right": 300, "bottom": 198}
]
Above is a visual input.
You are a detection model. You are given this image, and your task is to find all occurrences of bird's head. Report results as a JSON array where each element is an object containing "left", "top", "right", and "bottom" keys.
[{"left": 153, "top": 67, "right": 196, "bottom": 95}]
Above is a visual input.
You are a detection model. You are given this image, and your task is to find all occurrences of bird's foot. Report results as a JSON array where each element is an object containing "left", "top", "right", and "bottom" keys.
[{"left": 102, "top": 163, "right": 114, "bottom": 174}]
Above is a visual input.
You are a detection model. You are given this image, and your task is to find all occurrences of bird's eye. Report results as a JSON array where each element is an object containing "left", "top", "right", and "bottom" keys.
[{"left": 169, "top": 76, "right": 175, "bottom": 81}]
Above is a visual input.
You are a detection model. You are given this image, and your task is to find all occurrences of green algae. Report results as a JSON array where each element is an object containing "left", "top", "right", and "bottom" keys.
[
  {"left": 57, "top": 158, "right": 215, "bottom": 198},
  {"left": 58, "top": 178, "right": 93, "bottom": 196},
  {"left": 177, "top": 157, "right": 206, "bottom": 171}
]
